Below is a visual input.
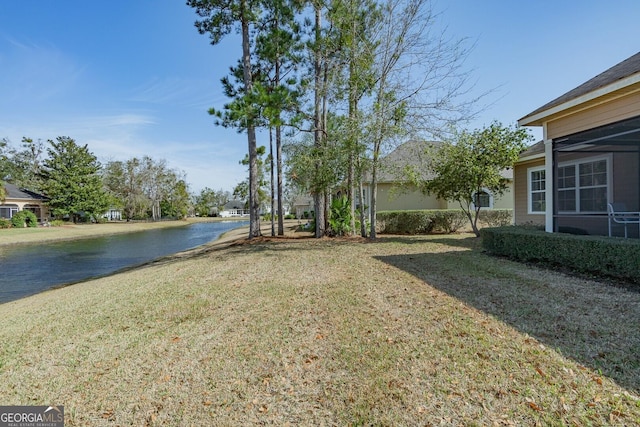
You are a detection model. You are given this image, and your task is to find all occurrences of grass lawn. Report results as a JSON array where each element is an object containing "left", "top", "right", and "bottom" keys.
[{"left": 0, "top": 233, "right": 638, "bottom": 425}]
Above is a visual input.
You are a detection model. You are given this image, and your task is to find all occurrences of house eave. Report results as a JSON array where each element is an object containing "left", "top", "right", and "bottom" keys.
[
  {"left": 518, "top": 73, "right": 640, "bottom": 127},
  {"left": 516, "top": 153, "right": 545, "bottom": 164}
]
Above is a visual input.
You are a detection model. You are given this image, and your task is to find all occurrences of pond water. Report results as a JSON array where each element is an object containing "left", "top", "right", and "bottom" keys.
[{"left": 0, "top": 220, "right": 248, "bottom": 304}]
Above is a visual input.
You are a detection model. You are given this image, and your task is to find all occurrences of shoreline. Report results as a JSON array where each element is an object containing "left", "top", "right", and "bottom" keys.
[
  {"left": 0, "top": 217, "right": 306, "bottom": 247},
  {"left": 0, "top": 217, "right": 249, "bottom": 247}
]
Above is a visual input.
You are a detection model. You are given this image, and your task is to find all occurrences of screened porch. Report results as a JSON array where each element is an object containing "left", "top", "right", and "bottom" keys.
[{"left": 552, "top": 115, "right": 640, "bottom": 237}]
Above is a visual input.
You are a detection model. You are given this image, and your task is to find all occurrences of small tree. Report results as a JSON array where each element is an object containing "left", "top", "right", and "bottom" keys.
[{"left": 410, "top": 122, "right": 532, "bottom": 237}]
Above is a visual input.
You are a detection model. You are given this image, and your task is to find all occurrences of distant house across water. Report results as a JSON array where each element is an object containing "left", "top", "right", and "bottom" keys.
[{"left": 0, "top": 183, "right": 50, "bottom": 222}]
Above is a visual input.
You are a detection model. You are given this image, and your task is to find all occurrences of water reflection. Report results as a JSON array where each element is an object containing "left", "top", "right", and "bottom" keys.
[{"left": 0, "top": 221, "right": 247, "bottom": 304}]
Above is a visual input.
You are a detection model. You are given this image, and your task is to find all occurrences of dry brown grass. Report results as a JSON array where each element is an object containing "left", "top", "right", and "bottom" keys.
[{"left": 0, "top": 232, "right": 639, "bottom": 426}]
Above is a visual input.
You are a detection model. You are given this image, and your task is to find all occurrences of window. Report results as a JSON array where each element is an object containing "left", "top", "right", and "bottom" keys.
[
  {"left": 557, "top": 157, "right": 609, "bottom": 213},
  {"left": 471, "top": 189, "right": 493, "bottom": 209},
  {"left": 0, "top": 205, "right": 19, "bottom": 219},
  {"left": 528, "top": 166, "right": 546, "bottom": 214}
]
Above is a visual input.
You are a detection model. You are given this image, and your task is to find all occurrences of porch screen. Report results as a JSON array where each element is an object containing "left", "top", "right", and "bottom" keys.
[{"left": 552, "top": 114, "right": 640, "bottom": 236}]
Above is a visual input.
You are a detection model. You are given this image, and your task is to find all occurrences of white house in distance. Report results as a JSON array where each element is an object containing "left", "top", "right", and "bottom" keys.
[{"left": 219, "top": 200, "right": 250, "bottom": 217}]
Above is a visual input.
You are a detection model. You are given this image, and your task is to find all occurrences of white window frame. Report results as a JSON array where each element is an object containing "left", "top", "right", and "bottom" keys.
[
  {"left": 0, "top": 205, "right": 19, "bottom": 219},
  {"left": 557, "top": 154, "right": 612, "bottom": 214},
  {"left": 471, "top": 188, "right": 494, "bottom": 210},
  {"left": 527, "top": 166, "right": 546, "bottom": 214}
]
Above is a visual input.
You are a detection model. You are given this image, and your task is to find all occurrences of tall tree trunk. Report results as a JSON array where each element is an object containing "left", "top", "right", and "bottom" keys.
[
  {"left": 313, "top": 2, "right": 326, "bottom": 237},
  {"left": 347, "top": 0, "right": 357, "bottom": 235},
  {"left": 274, "top": 34, "right": 284, "bottom": 236},
  {"left": 358, "top": 173, "right": 366, "bottom": 237},
  {"left": 240, "top": 1, "right": 260, "bottom": 238},
  {"left": 369, "top": 156, "right": 378, "bottom": 239},
  {"left": 269, "top": 128, "right": 275, "bottom": 236},
  {"left": 276, "top": 125, "right": 284, "bottom": 236},
  {"left": 347, "top": 151, "right": 355, "bottom": 234}
]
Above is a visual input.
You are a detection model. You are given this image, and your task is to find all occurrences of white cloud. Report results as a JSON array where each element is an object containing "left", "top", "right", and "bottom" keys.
[{"left": 128, "top": 76, "right": 224, "bottom": 111}]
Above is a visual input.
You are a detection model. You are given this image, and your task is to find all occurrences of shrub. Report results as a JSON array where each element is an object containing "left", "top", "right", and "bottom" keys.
[
  {"left": 50, "top": 220, "right": 66, "bottom": 227},
  {"left": 284, "top": 214, "right": 295, "bottom": 220},
  {"left": 479, "top": 209, "right": 513, "bottom": 227},
  {"left": 480, "top": 226, "right": 640, "bottom": 283},
  {"left": 376, "top": 210, "right": 435, "bottom": 234},
  {"left": 328, "top": 196, "right": 352, "bottom": 236},
  {"left": 431, "top": 210, "right": 468, "bottom": 233},
  {"left": 11, "top": 210, "right": 38, "bottom": 228},
  {"left": 0, "top": 218, "right": 12, "bottom": 229},
  {"left": 376, "top": 209, "right": 513, "bottom": 235},
  {"left": 298, "top": 219, "right": 315, "bottom": 231}
]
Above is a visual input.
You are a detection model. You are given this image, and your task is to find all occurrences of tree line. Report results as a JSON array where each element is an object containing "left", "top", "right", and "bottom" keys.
[{"left": 0, "top": 136, "right": 203, "bottom": 222}]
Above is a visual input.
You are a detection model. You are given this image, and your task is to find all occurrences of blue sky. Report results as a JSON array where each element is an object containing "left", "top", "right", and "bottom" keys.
[{"left": 1, "top": 1, "right": 639, "bottom": 193}]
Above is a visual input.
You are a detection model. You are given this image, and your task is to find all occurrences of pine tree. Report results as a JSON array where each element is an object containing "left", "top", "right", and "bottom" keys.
[{"left": 40, "top": 137, "right": 110, "bottom": 222}]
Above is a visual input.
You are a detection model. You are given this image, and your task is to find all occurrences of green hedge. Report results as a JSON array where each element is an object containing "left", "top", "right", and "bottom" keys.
[
  {"left": 480, "top": 226, "right": 640, "bottom": 283},
  {"left": 377, "top": 210, "right": 436, "bottom": 234},
  {"left": 376, "top": 209, "right": 513, "bottom": 235}
]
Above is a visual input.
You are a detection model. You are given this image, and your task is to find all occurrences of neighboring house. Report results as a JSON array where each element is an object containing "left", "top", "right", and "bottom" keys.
[
  {"left": 219, "top": 200, "right": 250, "bottom": 217},
  {"left": 103, "top": 208, "right": 123, "bottom": 221},
  {"left": 516, "top": 51, "right": 640, "bottom": 237},
  {"left": 362, "top": 140, "right": 514, "bottom": 215},
  {"left": 292, "top": 196, "right": 314, "bottom": 219},
  {"left": 0, "top": 183, "right": 50, "bottom": 222}
]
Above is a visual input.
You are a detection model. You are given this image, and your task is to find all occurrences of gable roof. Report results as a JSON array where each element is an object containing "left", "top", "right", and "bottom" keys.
[
  {"left": 368, "top": 139, "right": 514, "bottom": 183},
  {"left": 223, "top": 200, "right": 246, "bottom": 210},
  {"left": 518, "top": 140, "right": 545, "bottom": 161},
  {"left": 519, "top": 51, "right": 640, "bottom": 126},
  {"left": 374, "top": 140, "right": 441, "bottom": 183},
  {"left": 3, "top": 183, "right": 48, "bottom": 201}
]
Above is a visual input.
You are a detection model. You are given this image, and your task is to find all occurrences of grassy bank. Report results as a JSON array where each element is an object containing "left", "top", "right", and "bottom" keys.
[
  {"left": 0, "top": 218, "right": 241, "bottom": 247},
  {"left": 0, "top": 233, "right": 638, "bottom": 425}
]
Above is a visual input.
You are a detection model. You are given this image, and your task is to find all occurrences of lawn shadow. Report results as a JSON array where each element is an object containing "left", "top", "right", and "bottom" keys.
[
  {"left": 377, "top": 233, "right": 481, "bottom": 250},
  {"left": 374, "top": 247, "right": 640, "bottom": 394}
]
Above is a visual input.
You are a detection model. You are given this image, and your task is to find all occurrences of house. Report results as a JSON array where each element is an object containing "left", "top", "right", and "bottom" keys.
[
  {"left": 103, "top": 208, "right": 122, "bottom": 221},
  {"left": 0, "top": 183, "right": 50, "bottom": 222},
  {"left": 219, "top": 200, "right": 250, "bottom": 217},
  {"left": 291, "top": 196, "right": 314, "bottom": 219},
  {"left": 362, "top": 140, "right": 514, "bottom": 214},
  {"left": 516, "top": 51, "right": 640, "bottom": 237}
]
